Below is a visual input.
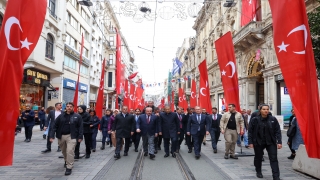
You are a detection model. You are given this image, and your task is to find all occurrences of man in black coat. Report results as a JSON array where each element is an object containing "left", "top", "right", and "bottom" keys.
[
  {"left": 158, "top": 106, "right": 180, "bottom": 158},
  {"left": 176, "top": 107, "right": 186, "bottom": 153},
  {"left": 77, "top": 105, "right": 92, "bottom": 158},
  {"left": 21, "top": 105, "right": 35, "bottom": 142},
  {"left": 187, "top": 106, "right": 210, "bottom": 159},
  {"left": 208, "top": 107, "right": 222, "bottom": 153},
  {"left": 183, "top": 107, "right": 194, "bottom": 153},
  {"left": 142, "top": 101, "right": 155, "bottom": 114},
  {"left": 112, "top": 106, "right": 136, "bottom": 159}
]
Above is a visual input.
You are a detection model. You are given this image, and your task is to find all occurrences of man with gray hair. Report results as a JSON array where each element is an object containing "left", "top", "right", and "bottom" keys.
[{"left": 21, "top": 105, "right": 35, "bottom": 142}]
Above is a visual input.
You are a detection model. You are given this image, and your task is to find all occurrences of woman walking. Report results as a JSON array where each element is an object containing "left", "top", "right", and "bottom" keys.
[
  {"left": 100, "top": 109, "right": 114, "bottom": 149},
  {"left": 89, "top": 109, "right": 100, "bottom": 152}
]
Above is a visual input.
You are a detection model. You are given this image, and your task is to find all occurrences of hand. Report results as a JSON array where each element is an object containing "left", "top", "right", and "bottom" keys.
[
  {"left": 108, "top": 131, "right": 111, "bottom": 134},
  {"left": 177, "top": 132, "right": 180, "bottom": 134},
  {"left": 159, "top": 132, "right": 162, "bottom": 135},
  {"left": 49, "top": 138, "right": 54, "bottom": 143},
  {"left": 44, "top": 127, "right": 47, "bottom": 131},
  {"left": 90, "top": 125, "right": 93, "bottom": 127},
  {"left": 206, "top": 131, "right": 209, "bottom": 135},
  {"left": 221, "top": 130, "right": 224, "bottom": 134},
  {"left": 277, "top": 144, "right": 282, "bottom": 149},
  {"left": 240, "top": 131, "right": 244, "bottom": 135},
  {"left": 131, "top": 132, "right": 134, "bottom": 136},
  {"left": 187, "top": 132, "right": 190, "bottom": 136},
  {"left": 23, "top": 117, "right": 26, "bottom": 120},
  {"left": 78, "top": 139, "right": 82, "bottom": 143},
  {"left": 25, "top": 113, "right": 29, "bottom": 115},
  {"left": 136, "top": 129, "right": 141, "bottom": 133},
  {"left": 249, "top": 144, "right": 253, "bottom": 148},
  {"left": 155, "top": 133, "right": 158, "bottom": 137}
]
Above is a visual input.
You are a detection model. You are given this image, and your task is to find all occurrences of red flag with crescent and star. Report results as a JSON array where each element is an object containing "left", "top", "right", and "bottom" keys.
[
  {"left": 73, "top": 34, "right": 84, "bottom": 112},
  {"left": 0, "top": 0, "right": 47, "bottom": 166},
  {"left": 171, "top": 91, "right": 175, "bottom": 111},
  {"left": 198, "top": 60, "right": 212, "bottom": 114},
  {"left": 215, "top": 32, "right": 240, "bottom": 112},
  {"left": 95, "top": 58, "right": 106, "bottom": 119},
  {"left": 123, "top": 79, "right": 129, "bottom": 107},
  {"left": 269, "top": 0, "right": 320, "bottom": 158},
  {"left": 241, "top": 0, "right": 257, "bottom": 26},
  {"left": 134, "top": 87, "right": 144, "bottom": 109},
  {"left": 115, "top": 28, "right": 124, "bottom": 95},
  {"left": 178, "top": 88, "right": 184, "bottom": 108},
  {"left": 128, "top": 84, "right": 135, "bottom": 110},
  {"left": 190, "top": 79, "right": 197, "bottom": 108}
]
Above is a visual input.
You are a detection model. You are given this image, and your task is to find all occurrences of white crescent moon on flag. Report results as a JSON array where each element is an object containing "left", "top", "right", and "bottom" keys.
[
  {"left": 124, "top": 91, "right": 128, "bottom": 98},
  {"left": 191, "top": 91, "right": 195, "bottom": 99},
  {"left": 183, "top": 95, "right": 186, "bottom": 100},
  {"left": 130, "top": 94, "right": 134, "bottom": 100},
  {"left": 225, "top": 61, "right": 235, "bottom": 78},
  {"left": 5, "top": 17, "right": 23, "bottom": 50},
  {"left": 287, "top": 24, "right": 307, "bottom": 54},
  {"left": 179, "top": 97, "right": 182, "bottom": 102},
  {"left": 200, "top": 88, "right": 206, "bottom": 96}
]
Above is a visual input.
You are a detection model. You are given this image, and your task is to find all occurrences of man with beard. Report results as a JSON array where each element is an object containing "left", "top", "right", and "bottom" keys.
[
  {"left": 77, "top": 105, "right": 91, "bottom": 159},
  {"left": 22, "top": 105, "right": 35, "bottom": 142},
  {"left": 132, "top": 108, "right": 142, "bottom": 152}
]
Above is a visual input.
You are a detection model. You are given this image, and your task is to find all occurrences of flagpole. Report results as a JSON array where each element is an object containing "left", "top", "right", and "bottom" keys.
[{"left": 73, "top": 34, "right": 84, "bottom": 112}]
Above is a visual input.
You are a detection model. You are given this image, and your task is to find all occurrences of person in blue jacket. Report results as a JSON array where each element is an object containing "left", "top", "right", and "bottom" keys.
[
  {"left": 21, "top": 105, "right": 35, "bottom": 142},
  {"left": 89, "top": 109, "right": 100, "bottom": 152}
]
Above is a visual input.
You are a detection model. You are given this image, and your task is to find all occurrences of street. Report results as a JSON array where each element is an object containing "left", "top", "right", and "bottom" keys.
[{"left": 0, "top": 126, "right": 315, "bottom": 180}]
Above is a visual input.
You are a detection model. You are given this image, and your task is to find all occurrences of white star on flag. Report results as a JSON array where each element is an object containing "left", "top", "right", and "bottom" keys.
[
  {"left": 20, "top": 38, "right": 33, "bottom": 50},
  {"left": 277, "top": 41, "right": 289, "bottom": 52},
  {"left": 221, "top": 70, "right": 226, "bottom": 76}
]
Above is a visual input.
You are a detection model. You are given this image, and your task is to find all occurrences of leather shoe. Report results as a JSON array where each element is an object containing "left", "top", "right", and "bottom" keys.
[
  {"left": 287, "top": 154, "right": 295, "bottom": 159},
  {"left": 171, "top": 153, "right": 176, "bottom": 158},
  {"left": 230, "top": 155, "right": 238, "bottom": 159},
  {"left": 26, "top": 139, "right": 30, "bottom": 142},
  {"left": 188, "top": 149, "right": 192, "bottom": 153},
  {"left": 150, "top": 154, "right": 155, "bottom": 159},
  {"left": 164, "top": 154, "right": 169, "bottom": 158},
  {"left": 85, "top": 154, "right": 90, "bottom": 158},
  {"left": 124, "top": 152, "right": 128, "bottom": 156},
  {"left": 114, "top": 154, "right": 120, "bottom": 159},
  {"left": 195, "top": 155, "right": 200, "bottom": 159},
  {"left": 224, "top": 154, "right": 229, "bottom": 159},
  {"left": 135, "top": 149, "right": 138, "bottom": 152},
  {"left": 41, "top": 149, "right": 51, "bottom": 153},
  {"left": 214, "top": 149, "right": 217, "bottom": 153},
  {"left": 65, "top": 168, "right": 72, "bottom": 176},
  {"left": 203, "top": 142, "right": 206, "bottom": 145},
  {"left": 144, "top": 152, "right": 148, "bottom": 156},
  {"left": 43, "top": 135, "right": 46, "bottom": 139},
  {"left": 256, "top": 172, "right": 263, "bottom": 178}
]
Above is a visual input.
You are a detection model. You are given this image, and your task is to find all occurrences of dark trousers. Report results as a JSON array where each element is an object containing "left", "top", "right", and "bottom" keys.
[
  {"left": 288, "top": 139, "right": 296, "bottom": 154},
  {"left": 75, "top": 140, "right": 81, "bottom": 157},
  {"left": 192, "top": 132, "right": 204, "bottom": 155},
  {"left": 253, "top": 144, "right": 280, "bottom": 178},
  {"left": 163, "top": 137, "right": 177, "bottom": 155},
  {"left": 84, "top": 133, "right": 92, "bottom": 155},
  {"left": 115, "top": 137, "right": 131, "bottom": 154},
  {"left": 101, "top": 130, "right": 110, "bottom": 145},
  {"left": 132, "top": 132, "right": 141, "bottom": 150},
  {"left": 185, "top": 133, "right": 193, "bottom": 150},
  {"left": 40, "top": 119, "right": 45, "bottom": 130},
  {"left": 24, "top": 125, "right": 33, "bottom": 139},
  {"left": 177, "top": 129, "right": 184, "bottom": 150},
  {"left": 156, "top": 135, "right": 163, "bottom": 147},
  {"left": 46, "top": 135, "right": 52, "bottom": 150},
  {"left": 91, "top": 129, "right": 98, "bottom": 149},
  {"left": 209, "top": 127, "right": 220, "bottom": 149}
]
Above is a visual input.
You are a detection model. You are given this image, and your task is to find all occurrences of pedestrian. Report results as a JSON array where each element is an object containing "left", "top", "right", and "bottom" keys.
[
  {"left": 142, "top": 101, "right": 155, "bottom": 114},
  {"left": 41, "top": 103, "right": 61, "bottom": 153},
  {"left": 287, "top": 109, "right": 296, "bottom": 159},
  {"left": 184, "top": 107, "right": 194, "bottom": 153},
  {"left": 132, "top": 108, "right": 142, "bottom": 152},
  {"left": 136, "top": 107, "right": 159, "bottom": 159},
  {"left": 100, "top": 109, "right": 113, "bottom": 150},
  {"left": 129, "top": 108, "right": 135, "bottom": 115},
  {"left": 112, "top": 106, "right": 136, "bottom": 159},
  {"left": 77, "top": 105, "right": 91, "bottom": 159},
  {"left": 49, "top": 102, "right": 83, "bottom": 176},
  {"left": 21, "top": 105, "right": 35, "bottom": 142},
  {"left": 208, "top": 107, "right": 222, "bottom": 153},
  {"left": 110, "top": 109, "right": 118, "bottom": 148},
  {"left": 187, "top": 106, "right": 210, "bottom": 159},
  {"left": 220, "top": 104, "right": 244, "bottom": 159},
  {"left": 237, "top": 108, "right": 249, "bottom": 148},
  {"left": 248, "top": 104, "right": 282, "bottom": 180},
  {"left": 38, "top": 107, "right": 46, "bottom": 131},
  {"left": 153, "top": 107, "right": 162, "bottom": 152},
  {"left": 158, "top": 106, "right": 180, "bottom": 158},
  {"left": 201, "top": 108, "right": 209, "bottom": 145},
  {"left": 288, "top": 116, "right": 304, "bottom": 159},
  {"left": 89, "top": 109, "right": 100, "bottom": 152},
  {"left": 176, "top": 107, "right": 185, "bottom": 153}
]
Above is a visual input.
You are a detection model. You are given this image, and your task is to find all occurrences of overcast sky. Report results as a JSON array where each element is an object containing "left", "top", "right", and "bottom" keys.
[{"left": 110, "top": 1, "right": 199, "bottom": 95}]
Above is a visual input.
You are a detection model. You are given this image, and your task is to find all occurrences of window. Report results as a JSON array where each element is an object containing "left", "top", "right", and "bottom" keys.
[
  {"left": 49, "top": 0, "right": 57, "bottom": 19},
  {"left": 81, "top": 9, "right": 90, "bottom": 24},
  {"left": 109, "top": 54, "right": 113, "bottom": 65},
  {"left": 67, "top": 12, "right": 78, "bottom": 31},
  {"left": 109, "top": 36, "right": 114, "bottom": 46},
  {"left": 46, "top": 34, "right": 54, "bottom": 60},
  {"left": 108, "top": 72, "right": 112, "bottom": 87},
  {"left": 66, "top": 12, "right": 71, "bottom": 23},
  {"left": 64, "top": 56, "right": 76, "bottom": 69},
  {"left": 70, "top": 0, "right": 79, "bottom": 10},
  {"left": 80, "top": 26, "right": 89, "bottom": 41},
  {"left": 66, "top": 34, "right": 77, "bottom": 49},
  {"left": 80, "top": 65, "right": 88, "bottom": 75},
  {"left": 83, "top": 48, "right": 88, "bottom": 58},
  {"left": 0, "top": 14, "right": 3, "bottom": 30}
]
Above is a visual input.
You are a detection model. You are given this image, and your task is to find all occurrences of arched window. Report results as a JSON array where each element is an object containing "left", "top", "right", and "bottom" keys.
[
  {"left": 46, "top": 34, "right": 54, "bottom": 60},
  {"left": 0, "top": 14, "right": 3, "bottom": 29}
]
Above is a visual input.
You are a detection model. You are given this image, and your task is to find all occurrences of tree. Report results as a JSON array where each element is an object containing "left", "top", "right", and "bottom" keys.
[{"left": 308, "top": 1, "right": 320, "bottom": 79}]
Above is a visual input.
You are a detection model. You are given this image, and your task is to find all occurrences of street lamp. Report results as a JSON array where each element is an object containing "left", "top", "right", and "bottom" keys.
[{"left": 78, "top": 0, "right": 93, "bottom": 6}]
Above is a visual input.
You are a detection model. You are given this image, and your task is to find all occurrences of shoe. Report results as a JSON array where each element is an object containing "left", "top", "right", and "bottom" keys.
[
  {"left": 135, "top": 149, "right": 138, "bottom": 152},
  {"left": 164, "top": 154, "right": 169, "bottom": 158},
  {"left": 74, "top": 155, "right": 79, "bottom": 160},
  {"left": 256, "top": 172, "right": 263, "bottom": 178},
  {"left": 230, "top": 155, "right": 238, "bottom": 159},
  {"left": 273, "top": 177, "right": 280, "bottom": 180},
  {"left": 114, "top": 154, "right": 120, "bottom": 159},
  {"left": 203, "top": 142, "right": 206, "bottom": 145},
  {"left": 262, "top": 157, "right": 265, "bottom": 161},
  {"left": 214, "top": 149, "right": 217, "bottom": 153},
  {"left": 144, "top": 152, "right": 148, "bottom": 156},
  {"left": 245, "top": 145, "right": 250, "bottom": 148},
  {"left": 92, "top": 149, "right": 96, "bottom": 152},
  {"left": 154, "top": 150, "right": 157, "bottom": 154},
  {"left": 41, "top": 149, "right": 51, "bottom": 153},
  {"left": 43, "top": 135, "right": 46, "bottom": 139},
  {"left": 85, "top": 154, "right": 90, "bottom": 158},
  {"left": 64, "top": 162, "right": 66, "bottom": 168},
  {"left": 26, "top": 139, "right": 30, "bottom": 142},
  {"left": 100, "top": 146, "right": 105, "bottom": 150},
  {"left": 224, "top": 154, "right": 229, "bottom": 159},
  {"left": 65, "top": 168, "right": 72, "bottom": 176},
  {"left": 176, "top": 149, "right": 179, "bottom": 153},
  {"left": 195, "top": 155, "right": 200, "bottom": 159},
  {"left": 24, "top": 139, "right": 27, "bottom": 142},
  {"left": 287, "top": 154, "right": 295, "bottom": 159},
  {"left": 124, "top": 152, "right": 128, "bottom": 156},
  {"left": 171, "top": 153, "right": 176, "bottom": 158},
  {"left": 57, "top": 147, "right": 61, "bottom": 152},
  {"left": 188, "top": 149, "right": 192, "bottom": 153},
  {"left": 150, "top": 154, "right": 155, "bottom": 159},
  {"left": 106, "top": 141, "right": 110, "bottom": 145}
]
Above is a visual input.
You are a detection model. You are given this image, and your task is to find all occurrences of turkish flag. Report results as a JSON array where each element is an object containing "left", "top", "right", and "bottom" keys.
[
  {"left": 198, "top": 60, "right": 212, "bottom": 114},
  {"left": 160, "top": 98, "right": 165, "bottom": 109},
  {"left": 115, "top": 28, "right": 124, "bottom": 94},
  {"left": 269, "top": 0, "right": 320, "bottom": 158},
  {"left": 95, "top": 59, "right": 106, "bottom": 119},
  {"left": 241, "top": 0, "right": 257, "bottom": 26},
  {"left": 215, "top": 32, "right": 240, "bottom": 112},
  {"left": 73, "top": 34, "right": 84, "bottom": 112},
  {"left": 128, "top": 84, "right": 135, "bottom": 110},
  {"left": 190, "top": 79, "right": 197, "bottom": 108},
  {"left": 128, "top": 72, "right": 138, "bottom": 79},
  {"left": 171, "top": 91, "right": 175, "bottom": 111},
  {"left": 0, "top": 0, "right": 47, "bottom": 166},
  {"left": 178, "top": 88, "right": 184, "bottom": 108},
  {"left": 123, "top": 80, "right": 129, "bottom": 107},
  {"left": 134, "top": 87, "right": 144, "bottom": 109}
]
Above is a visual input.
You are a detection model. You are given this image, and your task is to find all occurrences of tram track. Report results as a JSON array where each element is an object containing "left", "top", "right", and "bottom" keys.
[
  {"left": 176, "top": 153, "right": 196, "bottom": 180},
  {"left": 129, "top": 149, "right": 145, "bottom": 180}
]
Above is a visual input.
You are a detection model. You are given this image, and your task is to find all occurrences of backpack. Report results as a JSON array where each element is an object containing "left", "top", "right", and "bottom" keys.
[{"left": 287, "top": 118, "right": 297, "bottom": 137}]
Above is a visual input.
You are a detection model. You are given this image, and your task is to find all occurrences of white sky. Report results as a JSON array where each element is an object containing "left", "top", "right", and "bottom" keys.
[{"left": 110, "top": 1, "right": 198, "bottom": 95}]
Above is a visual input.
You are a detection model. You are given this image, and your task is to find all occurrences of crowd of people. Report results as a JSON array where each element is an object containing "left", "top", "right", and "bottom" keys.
[{"left": 16, "top": 101, "right": 304, "bottom": 180}]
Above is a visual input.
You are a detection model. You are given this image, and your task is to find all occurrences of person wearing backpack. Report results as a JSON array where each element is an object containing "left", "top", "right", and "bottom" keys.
[{"left": 248, "top": 104, "right": 282, "bottom": 180}]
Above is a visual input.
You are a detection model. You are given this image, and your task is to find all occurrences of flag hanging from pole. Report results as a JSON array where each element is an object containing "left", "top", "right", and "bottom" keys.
[
  {"left": 198, "top": 60, "right": 212, "bottom": 114},
  {"left": 190, "top": 79, "right": 197, "bottom": 108},
  {"left": 95, "top": 58, "right": 106, "bottom": 119},
  {"left": 73, "top": 34, "right": 84, "bottom": 112}
]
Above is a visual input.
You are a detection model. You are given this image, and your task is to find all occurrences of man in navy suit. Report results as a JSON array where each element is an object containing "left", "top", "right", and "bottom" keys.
[
  {"left": 187, "top": 106, "right": 210, "bottom": 159},
  {"left": 209, "top": 107, "right": 222, "bottom": 153},
  {"left": 136, "top": 107, "right": 158, "bottom": 159},
  {"left": 158, "top": 106, "right": 180, "bottom": 158}
]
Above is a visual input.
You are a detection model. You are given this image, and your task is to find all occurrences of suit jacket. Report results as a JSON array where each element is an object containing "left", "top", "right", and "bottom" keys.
[
  {"left": 22, "top": 110, "right": 35, "bottom": 126},
  {"left": 112, "top": 113, "right": 136, "bottom": 138},
  {"left": 208, "top": 113, "right": 222, "bottom": 129},
  {"left": 187, "top": 113, "right": 210, "bottom": 135},
  {"left": 45, "top": 110, "right": 56, "bottom": 127},
  {"left": 158, "top": 112, "right": 180, "bottom": 138},
  {"left": 220, "top": 111, "right": 244, "bottom": 134},
  {"left": 136, "top": 114, "right": 158, "bottom": 136}
]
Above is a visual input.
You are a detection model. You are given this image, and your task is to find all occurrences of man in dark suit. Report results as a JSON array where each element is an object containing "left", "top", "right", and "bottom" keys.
[
  {"left": 208, "top": 107, "right": 222, "bottom": 153},
  {"left": 136, "top": 107, "right": 158, "bottom": 159},
  {"left": 187, "top": 106, "right": 210, "bottom": 159},
  {"left": 176, "top": 107, "right": 185, "bottom": 153},
  {"left": 112, "top": 106, "right": 136, "bottom": 159},
  {"left": 158, "top": 106, "right": 180, "bottom": 158},
  {"left": 184, "top": 107, "right": 194, "bottom": 153},
  {"left": 133, "top": 108, "right": 142, "bottom": 152}
]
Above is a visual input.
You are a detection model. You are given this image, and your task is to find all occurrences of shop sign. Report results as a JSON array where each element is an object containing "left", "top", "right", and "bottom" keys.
[
  {"left": 63, "top": 78, "right": 88, "bottom": 92},
  {"left": 79, "top": 83, "right": 88, "bottom": 92},
  {"left": 24, "top": 69, "right": 50, "bottom": 85},
  {"left": 275, "top": 74, "right": 284, "bottom": 81}
]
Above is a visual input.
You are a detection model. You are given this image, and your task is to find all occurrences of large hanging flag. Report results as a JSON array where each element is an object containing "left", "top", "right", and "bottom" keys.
[
  {"left": 134, "top": 87, "right": 144, "bottom": 109},
  {"left": 171, "top": 91, "right": 175, "bottom": 111},
  {"left": 0, "top": 0, "right": 47, "bottom": 166},
  {"left": 95, "top": 58, "right": 106, "bottom": 118},
  {"left": 198, "top": 60, "right": 212, "bottom": 114},
  {"left": 215, "top": 32, "right": 240, "bottom": 112},
  {"left": 178, "top": 88, "right": 184, "bottom": 108},
  {"left": 171, "top": 57, "right": 183, "bottom": 76},
  {"left": 128, "top": 72, "right": 138, "bottom": 79},
  {"left": 241, "top": 0, "right": 257, "bottom": 26},
  {"left": 190, "top": 79, "right": 197, "bottom": 108},
  {"left": 73, "top": 34, "right": 84, "bottom": 112},
  {"left": 115, "top": 28, "right": 124, "bottom": 94},
  {"left": 269, "top": 0, "right": 320, "bottom": 158},
  {"left": 123, "top": 79, "right": 129, "bottom": 107},
  {"left": 128, "top": 84, "right": 135, "bottom": 110}
]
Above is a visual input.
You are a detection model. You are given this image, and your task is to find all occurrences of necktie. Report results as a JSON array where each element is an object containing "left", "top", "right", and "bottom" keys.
[
  {"left": 178, "top": 115, "right": 182, "bottom": 129},
  {"left": 214, "top": 114, "right": 216, "bottom": 120},
  {"left": 147, "top": 115, "right": 150, "bottom": 124},
  {"left": 197, "top": 115, "right": 201, "bottom": 131}
]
